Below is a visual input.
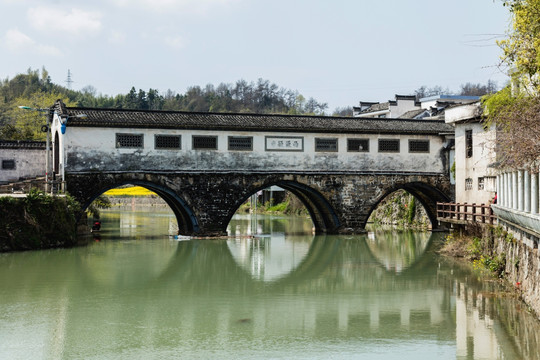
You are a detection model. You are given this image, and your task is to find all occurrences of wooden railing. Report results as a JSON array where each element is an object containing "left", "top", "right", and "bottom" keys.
[{"left": 437, "top": 202, "right": 496, "bottom": 225}]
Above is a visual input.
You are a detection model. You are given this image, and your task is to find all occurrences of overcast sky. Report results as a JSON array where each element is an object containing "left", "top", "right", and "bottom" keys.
[{"left": 1, "top": 0, "right": 510, "bottom": 111}]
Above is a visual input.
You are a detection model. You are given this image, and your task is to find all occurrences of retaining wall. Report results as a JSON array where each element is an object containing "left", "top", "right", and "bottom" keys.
[{"left": 489, "top": 229, "right": 540, "bottom": 319}]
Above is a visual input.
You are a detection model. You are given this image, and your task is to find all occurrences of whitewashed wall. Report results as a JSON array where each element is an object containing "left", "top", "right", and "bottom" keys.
[
  {"left": 453, "top": 122, "right": 497, "bottom": 204},
  {"left": 0, "top": 147, "right": 46, "bottom": 183},
  {"left": 389, "top": 98, "right": 419, "bottom": 118},
  {"left": 54, "top": 123, "right": 449, "bottom": 181}
]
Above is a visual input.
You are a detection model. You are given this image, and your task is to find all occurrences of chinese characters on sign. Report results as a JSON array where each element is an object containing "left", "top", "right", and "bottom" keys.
[{"left": 265, "top": 136, "right": 304, "bottom": 152}]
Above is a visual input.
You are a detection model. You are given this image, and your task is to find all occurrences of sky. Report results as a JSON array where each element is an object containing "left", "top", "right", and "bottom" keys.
[{"left": 0, "top": 0, "right": 511, "bottom": 111}]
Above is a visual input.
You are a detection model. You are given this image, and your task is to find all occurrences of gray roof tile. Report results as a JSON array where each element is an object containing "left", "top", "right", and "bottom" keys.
[
  {"left": 55, "top": 101, "right": 453, "bottom": 135},
  {"left": 0, "top": 140, "right": 46, "bottom": 149}
]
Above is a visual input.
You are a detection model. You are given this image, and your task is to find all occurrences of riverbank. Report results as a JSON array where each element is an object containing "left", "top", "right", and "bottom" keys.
[
  {"left": 441, "top": 224, "right": 540, "bottom": 320},
  {"left": 0, "top": 190, "right": 82, "bottom": 252}
]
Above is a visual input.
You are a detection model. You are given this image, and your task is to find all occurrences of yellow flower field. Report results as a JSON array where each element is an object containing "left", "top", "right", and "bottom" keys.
[{"left": 103, "top": 186, "right": 157, "bottom": 196}]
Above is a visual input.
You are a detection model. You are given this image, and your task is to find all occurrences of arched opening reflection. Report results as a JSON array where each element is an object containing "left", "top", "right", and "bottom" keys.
[
  {"left": 365, "top": 227, "right": 431, "bottom": 273},
  {"left": 79, "top": 238, "right": 178, "bottom": 288},
  {"left": 227, "top": 190, "right": 315, "bottom": 281}
]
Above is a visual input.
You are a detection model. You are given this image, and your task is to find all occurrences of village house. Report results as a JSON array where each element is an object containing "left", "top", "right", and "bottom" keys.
[
  {"left": 444, "top": 102, "right": 497, "bottom": 205},
  {"left": 0, "top": 140, "right": 46, "bottom": 185},
  {"left": 354, "top": 94, "right": 480, "bottom": 120}
]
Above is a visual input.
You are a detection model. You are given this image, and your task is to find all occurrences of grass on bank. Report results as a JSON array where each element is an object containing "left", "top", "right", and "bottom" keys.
[{"left": 440, "top": 224, "right": 510, "bottom": 278}]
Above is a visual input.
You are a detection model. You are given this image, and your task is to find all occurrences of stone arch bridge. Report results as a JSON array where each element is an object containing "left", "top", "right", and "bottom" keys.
[{"left": 50, "top": 100, "right": 454, "bottom": 236}]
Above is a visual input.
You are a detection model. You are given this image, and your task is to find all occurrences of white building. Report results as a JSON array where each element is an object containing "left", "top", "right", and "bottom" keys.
[
  {"left": 353, "top": 95, "right": 420, "bottom": 118},
  {"left": 354, "top": 94, "right": 480, "bottom": 120},
  {"left": 444, "top": 101, "right": 539, "bottom": 244},
  {"left": 0, "top": 140, "right": 46, "bottom": 185},
  {"left": 444, "top": 102, "right": 497, "bottom": 205}
]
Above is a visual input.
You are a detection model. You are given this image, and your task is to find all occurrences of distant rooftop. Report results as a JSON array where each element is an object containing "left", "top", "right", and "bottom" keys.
[
  {"left": 419, "top": 95, "right": 480, "bottom": 102},
  {"left": 354, "top": 94, "right": 481, "bottom": 119}
]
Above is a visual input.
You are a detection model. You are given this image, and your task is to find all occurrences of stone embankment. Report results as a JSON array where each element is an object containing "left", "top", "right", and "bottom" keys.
[
  {"left": 492, "top": 232, "right": 540, "bottom": 319},
  {"left": 443, "top": 225, "right": 540, "bottom": 320}
]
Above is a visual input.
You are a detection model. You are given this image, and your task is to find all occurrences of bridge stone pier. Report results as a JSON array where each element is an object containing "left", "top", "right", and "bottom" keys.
[{"left": 50, "top": 100, "right": 454, "bottom": 236}]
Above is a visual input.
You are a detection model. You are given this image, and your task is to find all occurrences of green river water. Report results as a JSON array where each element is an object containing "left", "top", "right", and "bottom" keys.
[{"left": 0, "top": 209, "right": 539, "bottom": 359}]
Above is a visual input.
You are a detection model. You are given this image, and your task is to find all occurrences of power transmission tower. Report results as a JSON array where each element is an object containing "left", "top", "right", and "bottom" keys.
[{"left": 66, "top": 69, "right": 73, "bottom": 89}]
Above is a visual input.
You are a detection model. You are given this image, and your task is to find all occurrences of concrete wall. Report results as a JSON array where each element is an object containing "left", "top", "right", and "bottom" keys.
[
  {"left": 0, "top": 146, "right": 46, "bottom": 184},
  {"left": 59, "top": 127, "right": 449, "bottom": 176}
]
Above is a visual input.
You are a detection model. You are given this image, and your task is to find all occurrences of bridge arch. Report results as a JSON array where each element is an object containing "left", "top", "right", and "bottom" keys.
[
  {"left": 67, "top": 172, "right": 451, "bottom": 236},
  {"left": 80, "top": 180, "right": 199, "bottom": 235},
  {"left": 365, "top": 181, "right": 451, "bottom": 229},
  {"left": 226, "top": 180, "right": 341, "bottom": 235}
]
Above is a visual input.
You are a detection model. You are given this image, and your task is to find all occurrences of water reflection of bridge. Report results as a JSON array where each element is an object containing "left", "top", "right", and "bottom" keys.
[
  {"left": 2, "top": 222, "right": 538, "bottom": 358},
  {"left": 19, "top": 226, "right": 456, "bottom": 341}
]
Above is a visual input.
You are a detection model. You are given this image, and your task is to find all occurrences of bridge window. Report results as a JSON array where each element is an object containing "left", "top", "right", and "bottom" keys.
[
  {"left": 228, "top": 136, "right": 253, "bottom": 151},
  {"left": 378, "top": 139, "right": 400, "bottom": 153},
  {"left": 347, "top": 138, "right": 369, "bottom": 152},
  {"left": 116, "top": 133, "right": 143, "bottom": 148},
  {"left": 2, "top": 159, "right": 15, "bottom": 170},
  {"left": 193, "top": 135, "right": 217, "bottom": 150},
  {"left": 155, "top": 135, "right": 181, "bottom": 149},
  {"left": 408, "top": 139, "right": 430, "bottom": 153},
  {"left": 315, "top": 138, "right": 338, "bottom": 152},
  {"left": 465, "top": 130, "right": 473, "bottom": 158}
]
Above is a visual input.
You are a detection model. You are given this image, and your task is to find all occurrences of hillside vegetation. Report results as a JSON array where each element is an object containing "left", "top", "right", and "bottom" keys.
[{"left": 0, "top": 68, "right": 329, "bottom": 141}]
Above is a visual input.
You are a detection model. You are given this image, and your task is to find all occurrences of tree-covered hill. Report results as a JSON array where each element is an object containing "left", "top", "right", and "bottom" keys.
[{"left": 0, "top": 68, "right": 329, "bottom": 141}]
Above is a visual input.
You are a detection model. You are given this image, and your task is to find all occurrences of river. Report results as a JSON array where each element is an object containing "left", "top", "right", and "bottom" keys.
[{"left": 0, "top": 209, "right": 539, "bottom": 359}]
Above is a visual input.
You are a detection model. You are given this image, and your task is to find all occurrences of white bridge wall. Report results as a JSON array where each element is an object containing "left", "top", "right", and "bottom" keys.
[{"left": 56, "top": 126, "right": 449, "bottom": 175}]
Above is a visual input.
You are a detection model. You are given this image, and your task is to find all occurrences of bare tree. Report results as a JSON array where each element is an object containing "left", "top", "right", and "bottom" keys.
[
  {"left": 486, "top": 93, "right": 540, "bottom": 171},
  {"left": 460, "top": 81, "right": 498, "bottom": 96}
]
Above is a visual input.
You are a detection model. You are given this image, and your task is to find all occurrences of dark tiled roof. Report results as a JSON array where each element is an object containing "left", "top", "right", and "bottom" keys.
[
  {"left": 55, "top": 101, "right": 453, "bottom": 135},
  {"left": 0, "top": 140, "right": 46, "bottom": 149},
  {"left": 359, "top": 102, "right": 390, "bottom": 114},
  {"left": 398, "top": 109, "right": 428, "bottom": 119},
  {"left": 395, "top": 94, "right": 417, "bottom": 101}
]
